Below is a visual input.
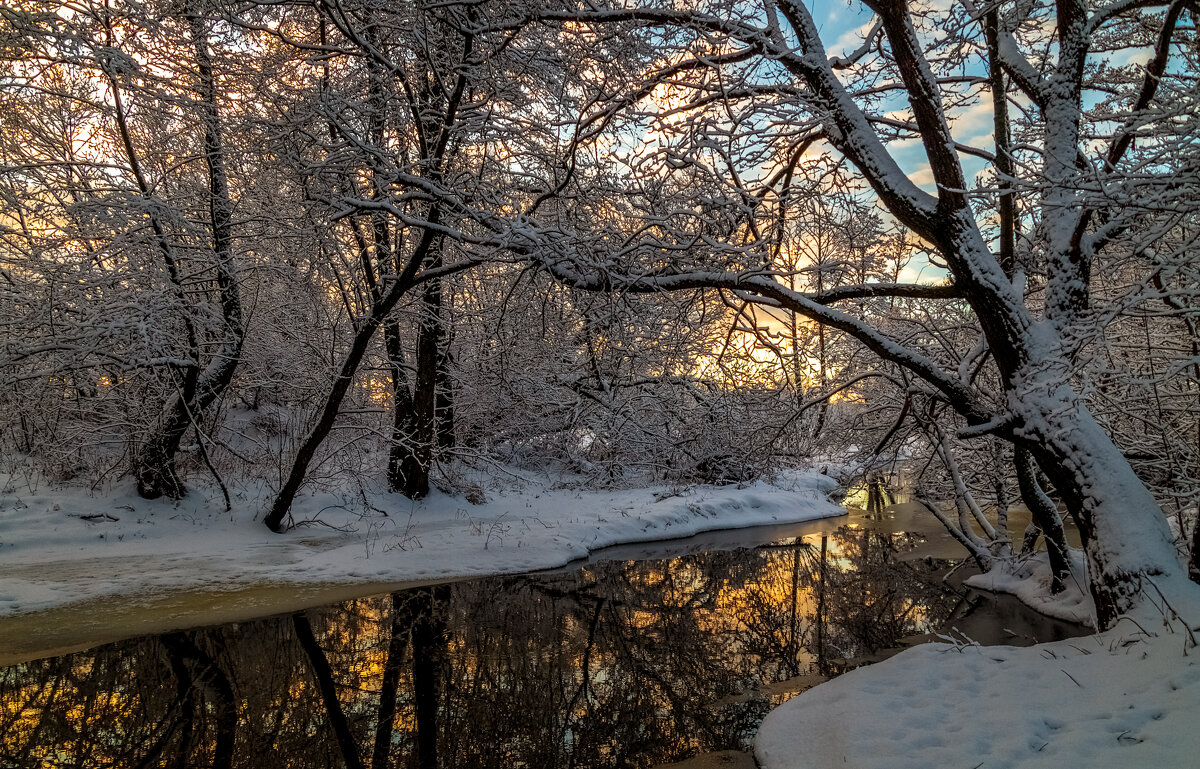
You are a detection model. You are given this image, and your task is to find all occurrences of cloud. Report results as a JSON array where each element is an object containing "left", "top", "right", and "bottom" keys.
[
  {"left": 827, "top": 14, "right": 878, "bottom": 60},
  {"left": 907, "top": 164, "right": 936, "bottom": 192},
  {"left": 950, "top": 99, "right": 995, "bottom": 146}
]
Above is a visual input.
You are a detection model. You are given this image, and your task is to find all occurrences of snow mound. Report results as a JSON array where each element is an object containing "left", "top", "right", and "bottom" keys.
[
  {"left": 756, "top": 621, "right": 1200, "bottom": 769},
  {"left": 965, "top": 548, "right": 1096, "bottom": 626}
]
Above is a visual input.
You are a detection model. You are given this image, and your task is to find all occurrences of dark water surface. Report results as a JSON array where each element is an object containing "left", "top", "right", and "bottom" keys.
[{"left": 0, "top": 507, "right": 1085, "bottom": 768}]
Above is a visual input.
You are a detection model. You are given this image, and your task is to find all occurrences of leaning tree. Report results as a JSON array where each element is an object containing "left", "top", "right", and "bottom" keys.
[{"left": 518, "top": 0, "right": 1200, "bottom": 628}]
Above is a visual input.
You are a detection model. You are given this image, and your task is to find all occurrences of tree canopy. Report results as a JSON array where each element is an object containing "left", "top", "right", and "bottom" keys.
[{"left": 2, "top": 0, "right": 1199, "bottom": 628}]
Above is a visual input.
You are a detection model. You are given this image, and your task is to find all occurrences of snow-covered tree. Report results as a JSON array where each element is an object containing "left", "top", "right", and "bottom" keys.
[{"left": 523, "top": 0, "right": 1200, "bottom": 627}]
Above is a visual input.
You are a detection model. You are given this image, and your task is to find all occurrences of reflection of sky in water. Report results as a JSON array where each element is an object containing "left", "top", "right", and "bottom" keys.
[{"left": 0, "top": 522, "right": 1084, "bottom": 769}]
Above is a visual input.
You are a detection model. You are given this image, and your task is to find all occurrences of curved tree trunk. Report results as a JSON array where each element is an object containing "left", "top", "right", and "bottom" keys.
[
  {"left": 1013, "top": 379, "right": 1186, "bottom": 627},
  {"left": 936, "top": 215, "right": 1189, "bottom": 627}
]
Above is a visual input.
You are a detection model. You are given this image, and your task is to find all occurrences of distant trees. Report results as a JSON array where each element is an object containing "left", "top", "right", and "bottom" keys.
[
  {"left": 1, "top": 1, "right": 248, "bottom": 497},
  {"left": 256, "top": 0, "right": 499, "bottom": 528},
  {"left": 1, "top": 0, "right": 802, "bottom": 521},
  {"left": 129, "top": 6, "right": 244, "bottom": 499}
]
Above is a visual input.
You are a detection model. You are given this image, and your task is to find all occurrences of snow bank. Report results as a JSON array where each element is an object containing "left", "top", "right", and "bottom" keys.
[
  {"left": 965, "top": 548, "right": 1096, "bottom": 626},
  {"left": 0, "top": 469, "right": 842, "bottom": 619},
  {"left": 756, "top": 614, "right": 1200, "bottom": 769}
]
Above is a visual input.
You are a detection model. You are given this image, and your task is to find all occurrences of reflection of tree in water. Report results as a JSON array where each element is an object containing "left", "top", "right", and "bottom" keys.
[
  {"left": 815, "top": 528, "right": 959, "bottom": 670},
  {"left": 722, "top": 526, "right": 960, "bottom": 683},
  {"left": 0, "top": 528, "right": 965, "bottom": 768}
]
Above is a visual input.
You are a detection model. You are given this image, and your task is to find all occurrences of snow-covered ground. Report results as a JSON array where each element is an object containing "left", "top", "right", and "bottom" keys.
[
  {"left": 0, "top": 468, "right": 842, "bottom": 621},
  {"left": 756, "top": 598, "right": 1200, "bottom": 769},
  {"left": 751, "top": 498, "right": 1200, "bottom": 769},
  {"left": 7, "top": 466, "right": 1199, "bottom": 769}
]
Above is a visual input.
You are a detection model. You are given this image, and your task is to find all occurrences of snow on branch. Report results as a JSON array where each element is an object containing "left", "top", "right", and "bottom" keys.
[{"left": 535, "top": 255, "right": 995, "bottom": 427}]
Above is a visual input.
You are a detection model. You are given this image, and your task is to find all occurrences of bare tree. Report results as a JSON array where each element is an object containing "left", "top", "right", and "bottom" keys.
[
  {"left": 259, "top": 0, "right": 572, "bottom": 527},
  {"left": 130, "top": 4, "right": 245, "bottom": 499}
]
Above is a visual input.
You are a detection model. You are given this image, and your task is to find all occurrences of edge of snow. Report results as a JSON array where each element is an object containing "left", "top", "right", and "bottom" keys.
[
  {"left": 964, "top": 548, "right": 1096, "bottom": 626},
  {"left": 756, "top": 619, "right": 1200, "bottom": 769},
  {"left": 0, "top": 468, "right": 844, "bottom": 619}
]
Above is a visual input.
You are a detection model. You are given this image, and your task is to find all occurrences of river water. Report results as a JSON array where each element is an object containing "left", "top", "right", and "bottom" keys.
[{"left": 0, "top": 503, "right": 1085, "bottom": 768}]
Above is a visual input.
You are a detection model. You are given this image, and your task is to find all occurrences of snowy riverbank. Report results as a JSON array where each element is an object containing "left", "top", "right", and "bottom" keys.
[
  {"left": 756, "top": 598, "right": 1200, "bottom": 769},
  {"left": 0, "top": 468, "right": 842, "bottom": 621}
]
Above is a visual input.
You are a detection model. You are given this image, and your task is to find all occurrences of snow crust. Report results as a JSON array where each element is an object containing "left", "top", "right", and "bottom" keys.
[
  {"left": 756, "top": 617, "right": 1200, "bottom": 769},
  {"left": 0, "top": 469, "right": 842, "bottom": 619}
]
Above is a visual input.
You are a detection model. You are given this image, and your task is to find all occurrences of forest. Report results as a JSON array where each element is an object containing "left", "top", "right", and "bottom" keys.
[{"left": 2, "top": 0, "right": 1199, "bottom": 635}]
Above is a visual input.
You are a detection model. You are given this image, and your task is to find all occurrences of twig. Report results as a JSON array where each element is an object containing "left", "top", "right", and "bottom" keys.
[
  {"left": 1143, "top": 575, "right": 1198, "bottom": 650},
  {"left": 292, "top": 518, "right": 357, "bottom": 533},
  {"left": 78, "top": 513, "right": 120, "bottom": 522}
]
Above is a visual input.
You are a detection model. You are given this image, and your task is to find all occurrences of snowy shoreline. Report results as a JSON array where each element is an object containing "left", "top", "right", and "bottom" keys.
[
  {"left": 0, "top": 469, "right": 844, "bottom": 622},
  {"left": 7, "top": 469, "right": 1199, "bottom": 769},
  {"left": 755, "top": 616, "right": 1200, "bottom": 769}
]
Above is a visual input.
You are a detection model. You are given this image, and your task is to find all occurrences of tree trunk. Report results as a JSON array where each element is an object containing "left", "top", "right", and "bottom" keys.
[
  {"left": 984, "top": 6, "right": 1016, "bottom": 278},
  {"left": 1149, "top": 274, "right": 1200, "bottom": 586},
  {"left": 135, "top": 11, "right": 243, "bottom": 499},
  {"left": 940, "top": 215, "right": 1188, "bottom": 626},
  {"left": 435, "top": 289, "right": 456, "bottom": 451},
  {"left": 1014, "top": 446, "right": 1070, "bottom": 594},
  {"left": 135, "top": 420, "right": 192, "bottom": 500},
  {"left": 390, "top": 277, "right": 444, "bottom": 499},
  {"left": 1190, "top": 515, "right": 1200, "bottom": 586},
  {"left": 1015, "top": 382, "right": 1185, "bottom": 627},
  {"left": 385, "top": 321, "right": 418, "bottom": 494},
  {"left": 265, "top": 307, "right": 393, "bottom": 532}
]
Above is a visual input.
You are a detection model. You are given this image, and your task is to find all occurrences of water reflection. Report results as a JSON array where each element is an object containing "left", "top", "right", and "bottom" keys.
[{"left": 0, "top": 526, "right": 1080, "bottom": 768}]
